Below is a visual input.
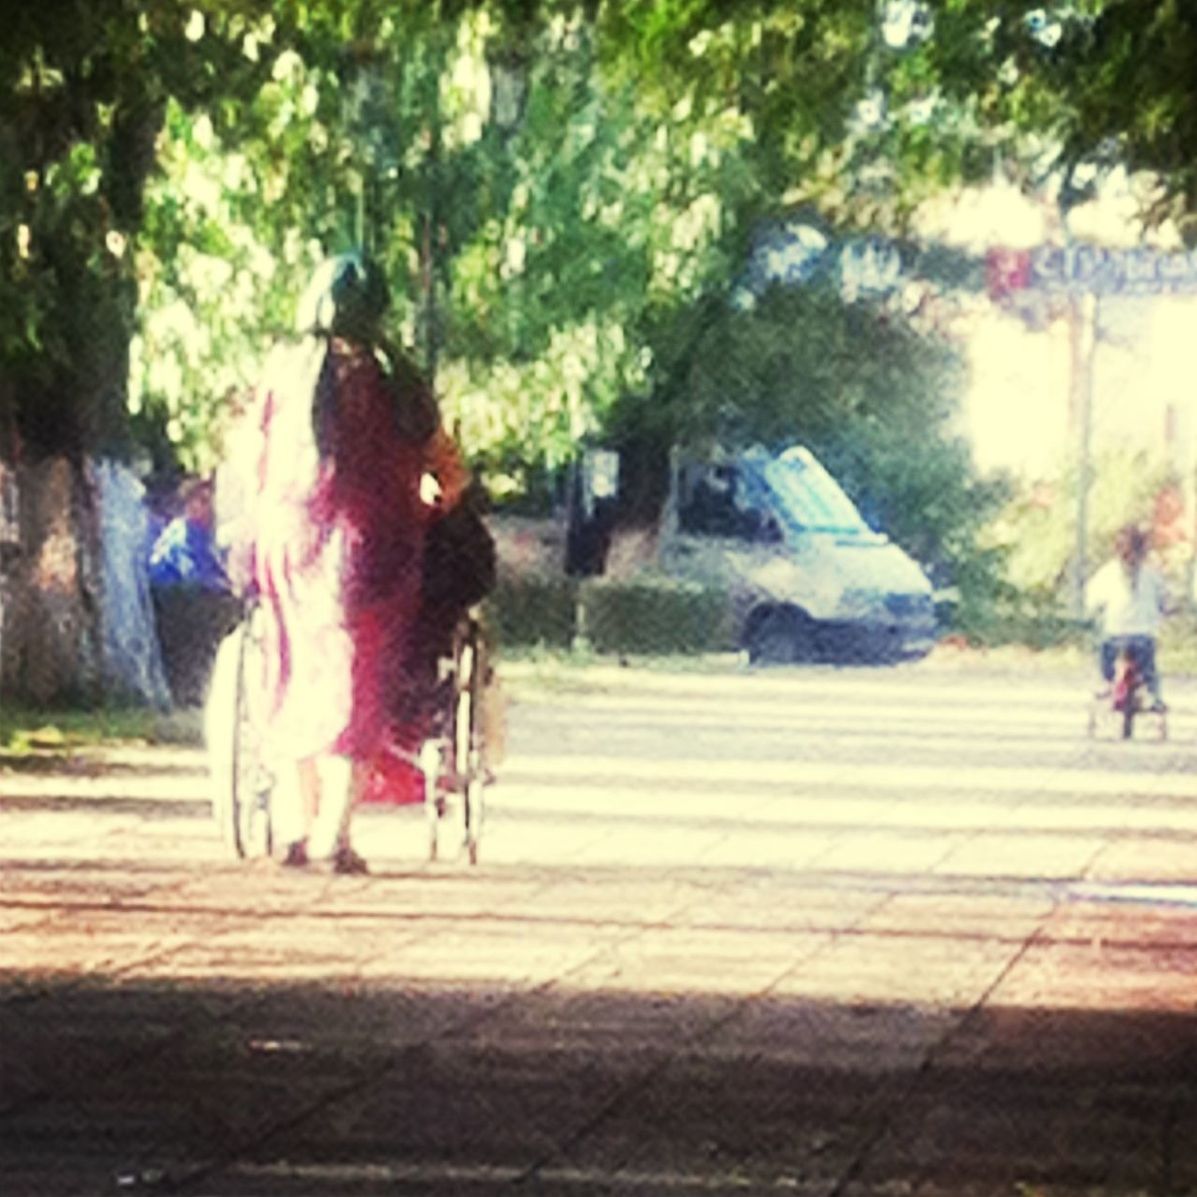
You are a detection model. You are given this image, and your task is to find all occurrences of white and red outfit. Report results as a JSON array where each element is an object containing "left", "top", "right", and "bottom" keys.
[{"left": 226, "top": 337, "right": 433, "bottom": 847}]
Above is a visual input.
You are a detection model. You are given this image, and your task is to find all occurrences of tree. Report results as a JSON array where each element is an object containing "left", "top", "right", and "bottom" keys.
[
  {"left": 132, "top": 8, "right": 757, "bottom": 488},
  {"left": 13, "top": 3, "right": 1197, "bottom": 467},
  {"left": 918, "top": 3, "right": 1197, "bottom": 234},
  {"left": 614, "top": 279, "right": 1007, "bottom": 586},
  {"left": 13, "top": 1, "right": 1181, "bottom": 695},
  {"left": 0, "top": 2, "right": 291, "bottom": 457},
  {"left": 0, "top": 3, "right": 284, "bottom": 701}
]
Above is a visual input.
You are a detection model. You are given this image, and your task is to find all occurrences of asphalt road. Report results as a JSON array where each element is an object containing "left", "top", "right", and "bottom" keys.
[{"left": 2, "top": 657, "right": 1197, "bottom": 1195}]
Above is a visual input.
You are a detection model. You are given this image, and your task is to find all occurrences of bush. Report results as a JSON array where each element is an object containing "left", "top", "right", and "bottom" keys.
[
  {"left": 581, "top": 577, "right": 733, "bottom": 655},
  {"left": 952, "top": 602, "right": 1091, "bottom": 650},
  {"left": 485, "top": 572, "right": 733, "bottom": 656},
  {"left": 485, "top": 575, "right": 577, "bottom": 649}
]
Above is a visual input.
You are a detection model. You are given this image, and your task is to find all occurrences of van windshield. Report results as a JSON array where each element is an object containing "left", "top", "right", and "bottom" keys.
[{"left": 761, "top": 456, "right": 870, "bottom": 534}]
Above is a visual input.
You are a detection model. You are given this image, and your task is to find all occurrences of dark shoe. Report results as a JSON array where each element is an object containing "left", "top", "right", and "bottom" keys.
[
  {"left": 331, "top": 845, "right": 369, "bottom": 876},
  {"left": 280, "top": 840, "right": 309, "bottom": 869},
  {"left": 1150, "top": 700, "right": 1168, "bottom": 714}
]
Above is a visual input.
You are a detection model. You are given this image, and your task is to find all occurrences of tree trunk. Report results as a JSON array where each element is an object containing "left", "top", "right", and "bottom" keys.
[{"left": 0, "top": 455, "right": 103, "bottom": 705}]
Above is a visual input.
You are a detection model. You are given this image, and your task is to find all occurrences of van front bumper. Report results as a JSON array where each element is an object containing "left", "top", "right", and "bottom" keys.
[{"left": 815, "top": 617, "right": 938, "bottom": 663}]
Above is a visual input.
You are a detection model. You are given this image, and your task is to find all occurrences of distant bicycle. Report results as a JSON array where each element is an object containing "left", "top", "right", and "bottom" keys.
[{"left": 1087, "top": 642, "right": 1167, "bottom": 742}]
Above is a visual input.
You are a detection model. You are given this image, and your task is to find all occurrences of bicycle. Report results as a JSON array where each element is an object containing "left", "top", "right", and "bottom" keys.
[
  {"left": 416, "top": 612, "right": 491, "bottom": 865},
  {"left": 1086, "top": 641, "right": 1168, "bottom": 742},
  {"left": 207, "top": 604, "right": 494, "bottom": 865}
]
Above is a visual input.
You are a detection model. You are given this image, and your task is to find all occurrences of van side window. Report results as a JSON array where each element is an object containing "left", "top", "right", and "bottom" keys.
[
  {"left": 684, "top": 475, "right": 737, "bottom": 536},
  {"left": 680, "top": 467, "right": 776, "bottom": 542}
]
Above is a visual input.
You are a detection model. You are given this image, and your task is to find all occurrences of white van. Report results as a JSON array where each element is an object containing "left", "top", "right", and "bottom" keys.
[{"left": 658, "top": 444, "right": 937, "bottom": 663}]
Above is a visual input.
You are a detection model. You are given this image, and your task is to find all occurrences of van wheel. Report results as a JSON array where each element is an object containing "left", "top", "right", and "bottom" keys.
[{"left": 747, "top": 609, "right": 811, "bottom": 665}]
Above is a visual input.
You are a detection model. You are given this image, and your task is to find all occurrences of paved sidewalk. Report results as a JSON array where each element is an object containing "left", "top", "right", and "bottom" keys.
[{"left": 2, "top": 662, "right": 1197, "bottom": 1194}]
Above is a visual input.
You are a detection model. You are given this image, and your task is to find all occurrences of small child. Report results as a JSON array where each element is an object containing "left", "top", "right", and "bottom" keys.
[
  {"left": 148, "top": 477, "right": 230, "bottom": 592},
  {"left": 1085, "top": 524, "right": 1169, "bottom": 712},
  {"left": 148, "top": 477, "right": 239, "bottom": 706}
]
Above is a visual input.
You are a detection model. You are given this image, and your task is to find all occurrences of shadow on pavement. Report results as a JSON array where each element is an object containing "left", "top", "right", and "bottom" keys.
[{"left": 1, "top": 975, "right": 1194, "bottom": 1195}]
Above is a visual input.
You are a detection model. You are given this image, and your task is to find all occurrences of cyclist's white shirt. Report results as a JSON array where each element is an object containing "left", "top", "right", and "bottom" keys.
[{"left": 1086, "top": 560, "right": 1167, "bottom": 637}]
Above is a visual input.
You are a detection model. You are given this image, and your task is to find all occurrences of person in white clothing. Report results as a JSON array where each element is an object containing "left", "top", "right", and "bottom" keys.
[{"left": 1085, "top": 524, "right": 1169, "bottom": 711}]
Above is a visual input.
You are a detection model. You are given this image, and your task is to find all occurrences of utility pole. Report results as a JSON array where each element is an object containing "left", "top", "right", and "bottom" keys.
[{"left": 1069, "top": 290, "right": 1099, "bottom": 619}]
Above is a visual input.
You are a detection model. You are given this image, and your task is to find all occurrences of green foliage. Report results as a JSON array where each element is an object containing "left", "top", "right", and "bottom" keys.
[
  {"left": 0, "top": 705, "right": 157, "bottom": 754},
  {"left": 486, "top": 572, "right": 733, "bottom": 654},
  {"left": 951, "top": 603, "right": 1092, "bottom": 652},
  {"left": 944, "top": 441, "right": 1179, "bottom": 646},
  {"left": 128, "top": 9, "right": 754, "bottom": 481},
  {"left": 12, "top": 1, "right": 1197, "bottom": 468},
  {"left": 590, "top": 2, "right": 1197, "bottom": 244},
  {"left": 133, "top": 93, "right": 323, "bottom": 472},
  {"left": 620, "top": 281, "right": 1007, "bottom": 617},
  {"left": 0, "top": 3, "right": 281, "bottom": 455},
  {"left": 983, "top": 444, "right": 1171, "bottom": 598},
  {"left": 844, "top": 3, "right": 1197, "bottom": 239},
  {"left": 582, "top": 577, "right": 733, "bottom": 654}
]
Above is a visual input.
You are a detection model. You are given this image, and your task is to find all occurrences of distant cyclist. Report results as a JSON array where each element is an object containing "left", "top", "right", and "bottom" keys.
[{"left": 1086, "top": 524, "right": 1169, "bottom": 713}]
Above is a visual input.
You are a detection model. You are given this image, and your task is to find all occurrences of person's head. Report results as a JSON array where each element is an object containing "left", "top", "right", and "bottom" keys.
[
  {"left": 1114, "top": 523, "right": 1148, "bottom": 569},
  {"left": 295, "top": 251, "right": 389, "bottom": 343},
  {"left": 707, "top": 466, "right": 734, "bottom": 496},
  {"left": 179, "top": 477, "right": 214, "bottom": 529}
]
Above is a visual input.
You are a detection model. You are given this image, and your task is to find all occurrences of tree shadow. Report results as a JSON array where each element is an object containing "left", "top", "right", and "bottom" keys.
[{"left": 1, "top": 970, "right": 1194, "bottom": 1194}]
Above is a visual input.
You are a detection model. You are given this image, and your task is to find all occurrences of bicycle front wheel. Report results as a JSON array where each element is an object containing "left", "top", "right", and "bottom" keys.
[{"left": 230, "top": 614, "right": 273, "bottom": 859}]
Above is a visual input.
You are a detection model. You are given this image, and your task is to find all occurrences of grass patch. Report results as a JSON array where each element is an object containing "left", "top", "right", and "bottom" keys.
[
  {"left": 0, "top": 704, "right": 155, "bottom": 753},
  {"left": 0, "top": 703, "right": 203, "bottom": 754}
]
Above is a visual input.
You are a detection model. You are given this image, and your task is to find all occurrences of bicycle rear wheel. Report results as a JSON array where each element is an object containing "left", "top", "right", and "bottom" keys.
[
  {"left": 1121, "top": 704, "right": 1134, "bottom": 740},
  {"left": 456, "top": 620, "right": 486, "bottom": 865}
]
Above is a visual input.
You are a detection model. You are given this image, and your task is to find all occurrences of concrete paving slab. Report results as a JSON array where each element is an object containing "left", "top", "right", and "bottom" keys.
[
  {"left": 935, "top": 832, "right": 1109, "bottom": 880},
  {"left": 1085, "top": 835, "right": 1197, "bottom": 884}
]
